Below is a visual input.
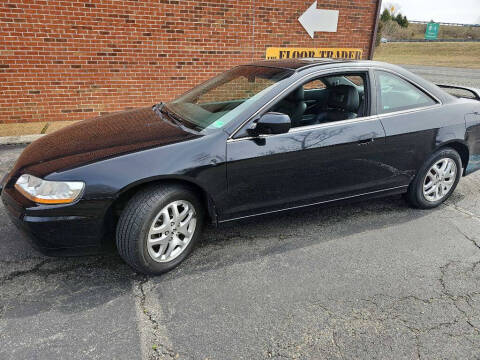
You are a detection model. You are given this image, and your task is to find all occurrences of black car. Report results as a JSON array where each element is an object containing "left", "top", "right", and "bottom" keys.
[{"left": 2, "top": 59, "right": 480, "bottom": 275}]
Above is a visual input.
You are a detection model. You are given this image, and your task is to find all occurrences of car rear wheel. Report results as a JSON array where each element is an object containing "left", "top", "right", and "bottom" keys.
[
  {"left": 406, "top": 148, "right": 462, "bottom": 209},
  {"left": 116, "top": 184, "right": 204, "bottom": 275}
]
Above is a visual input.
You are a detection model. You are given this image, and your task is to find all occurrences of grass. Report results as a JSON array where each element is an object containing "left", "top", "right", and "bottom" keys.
[
  {"left": 373, "top": 42, "right": 480, "bottom": 69},
  {"left": 381, "top": 22, "right": 480, "bottom": 41}
]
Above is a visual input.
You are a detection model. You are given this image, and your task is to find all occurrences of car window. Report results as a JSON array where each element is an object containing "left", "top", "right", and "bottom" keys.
[
  {"left": 345, "top": 75, "right": 363, "bottom": 86},
  {"left": 376, "top": 71, "right": 436, "bottom": 114},
  {"left": 303, "top": 79, "right": 327, "bottom": 90},
  {"left": 270, "top": 72, "right": 368, "bottom": 129},
  {"left": 195, "top": 75, "right": 273, "bottom": 104},
  {"left": 167, "top": 66, "right": 293, "bottom": 132}
]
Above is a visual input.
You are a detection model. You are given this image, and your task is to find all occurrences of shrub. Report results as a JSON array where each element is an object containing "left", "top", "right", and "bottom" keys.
[{"left": 380, "top": 9, "right": 391, "bottom": 22}]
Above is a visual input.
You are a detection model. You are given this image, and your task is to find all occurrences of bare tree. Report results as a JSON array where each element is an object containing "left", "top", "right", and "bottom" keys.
[{"left": 381, "top": 2, "right": 402, "bottom": 16}]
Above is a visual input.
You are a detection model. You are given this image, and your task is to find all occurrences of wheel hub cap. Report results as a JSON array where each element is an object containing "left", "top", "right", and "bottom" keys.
[
  {"left": 146, "top": 200, "right": 197, "bottom": 263},
  {"left": 423, "top": 158, "right": 457, "bottom": 203}
]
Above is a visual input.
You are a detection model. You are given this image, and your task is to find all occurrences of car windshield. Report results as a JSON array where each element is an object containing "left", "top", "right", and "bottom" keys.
[{"left": 165, "top": 65, "right": 294, "bottom": 131}]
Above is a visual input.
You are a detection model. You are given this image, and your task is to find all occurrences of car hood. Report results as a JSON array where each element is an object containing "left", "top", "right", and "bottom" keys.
[{"left": 9, "top": 106, "right": 199, "bottom": 178}]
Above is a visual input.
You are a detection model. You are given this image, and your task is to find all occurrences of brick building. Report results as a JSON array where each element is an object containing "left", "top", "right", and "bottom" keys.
[{"left": 0, "top": 0, "right": 380, "bottom": 124}]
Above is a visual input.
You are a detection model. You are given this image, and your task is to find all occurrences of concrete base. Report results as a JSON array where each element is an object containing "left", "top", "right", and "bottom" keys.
[{"left": 0, "top": 134, "right": 45, "bottom": 145}]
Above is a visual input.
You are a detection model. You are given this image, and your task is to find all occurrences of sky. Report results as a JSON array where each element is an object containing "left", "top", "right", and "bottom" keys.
[{"left": 381, "top": 0, "right": 480, "bottom": 25}]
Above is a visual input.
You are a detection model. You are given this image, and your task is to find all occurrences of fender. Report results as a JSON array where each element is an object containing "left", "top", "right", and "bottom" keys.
[{"left": 114, "top": 174, "right": 220, "bottom": 225}]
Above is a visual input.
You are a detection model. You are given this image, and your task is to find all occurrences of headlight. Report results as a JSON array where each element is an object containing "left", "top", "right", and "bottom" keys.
[{"left": 15, "top": 174, "right": 84, "bottom": 204}]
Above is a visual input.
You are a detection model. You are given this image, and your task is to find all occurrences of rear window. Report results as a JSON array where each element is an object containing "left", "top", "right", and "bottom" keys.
[{"left": 376, "top": 71, "right": 436, "bottom": 114}]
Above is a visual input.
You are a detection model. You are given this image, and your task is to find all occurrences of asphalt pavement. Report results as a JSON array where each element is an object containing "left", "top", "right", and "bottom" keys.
[
  {"left": 1, "top": 66, "right": 480, "bottom": 359},
  {"left": 402, "top": 64, "right": 480, "bottom": 88}
]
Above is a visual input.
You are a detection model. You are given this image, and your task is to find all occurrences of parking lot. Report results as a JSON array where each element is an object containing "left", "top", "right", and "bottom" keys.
[{"left": 1, "top": 66, "right": 480, "bottom": 360}]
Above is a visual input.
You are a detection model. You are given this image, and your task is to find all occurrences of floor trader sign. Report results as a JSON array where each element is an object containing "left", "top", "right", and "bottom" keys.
[
  {"left": 266, "top": 48, "right": 363, "bottom": 60},
  {"left": 266, "top": 1, "right": 362, "bottom": 60}
]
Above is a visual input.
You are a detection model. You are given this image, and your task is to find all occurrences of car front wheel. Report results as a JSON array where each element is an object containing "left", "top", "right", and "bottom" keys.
[
  {"left": 406, "top": 148, "right": 462, "bottom": 209},
  {"left": 116, "top": 184, "right": 204, "bottom": 275}
]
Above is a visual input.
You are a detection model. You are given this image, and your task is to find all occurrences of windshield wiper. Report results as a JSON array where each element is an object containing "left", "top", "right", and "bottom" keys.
[
  {"left": 153, "top": 102, "right": 179, "bottom": 127},
  {"left": 152, "top": 103, "right": 200, "bottom": 134}
]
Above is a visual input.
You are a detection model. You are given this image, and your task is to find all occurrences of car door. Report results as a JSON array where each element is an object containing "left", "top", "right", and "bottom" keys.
[
  {"left": 221, "top": 69, "right": 396, "bottom": 221},
  {"left": 373, "top": 70, "right": 445, "bottom": 186}
]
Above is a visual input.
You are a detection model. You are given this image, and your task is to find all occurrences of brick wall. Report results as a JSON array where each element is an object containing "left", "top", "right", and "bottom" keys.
[{"left": 0, "top": 0, "right": 379, "bottom": 124}]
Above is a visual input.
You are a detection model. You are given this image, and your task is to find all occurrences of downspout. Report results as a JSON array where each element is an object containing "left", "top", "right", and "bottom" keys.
[{"left": 368, "top": 0, "right": 382, "bottom": 59}]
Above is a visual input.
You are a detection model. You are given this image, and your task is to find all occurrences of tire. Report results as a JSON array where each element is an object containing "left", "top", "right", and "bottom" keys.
[
  {"left": 116, "top": 184, "right": 204, "bottom": 275},
  {"left": 406, "top": 148, "right": 462, "bottom": 209}
]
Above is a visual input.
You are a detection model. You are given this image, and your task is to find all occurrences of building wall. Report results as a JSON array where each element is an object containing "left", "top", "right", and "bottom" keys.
[{"left": 0, "top": 0, "right": 379, "bottom": 124}]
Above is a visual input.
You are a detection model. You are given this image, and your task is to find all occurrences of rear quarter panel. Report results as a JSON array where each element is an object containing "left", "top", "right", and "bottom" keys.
[{"left": 379, "top": 101, "right": 470, "bottom": 184}]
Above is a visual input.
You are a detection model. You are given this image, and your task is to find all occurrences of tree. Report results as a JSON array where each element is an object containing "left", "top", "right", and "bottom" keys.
[
  {"left": 376, "top": 20, "right": 384, "bottom": 46},
  {"left": 387, "top": 12, "right": 408, "bottom": 28},
  {"left": 395, "top": 14, "right": 403, "bottom": 26},
  {"left": 377, "top": 4, "right": 409, "bottom": 45},
  {"left": 382, "top": 2, "right": 401, "bottom": 17},
  {"left": 380, "top": 9, "right": 391, "bottom": 22}
]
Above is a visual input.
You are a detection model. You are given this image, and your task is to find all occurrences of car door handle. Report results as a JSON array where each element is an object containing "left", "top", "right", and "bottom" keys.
[{"left": 357, "top": 138, "right": 374, "bottom": 145}]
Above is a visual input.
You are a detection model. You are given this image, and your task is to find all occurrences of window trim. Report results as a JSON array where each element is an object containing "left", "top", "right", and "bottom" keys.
[
  {"left": 229, "top": 67, "right": 374, "bottom": 140},
  {"left": 374, "top": 69, "right": 440, "bottom": 115},
  {"left": 227, "top": 66, "right": 443, "bottom": 141},
  {"left": 301, "top": 71, "right": 371, "bottom": 119}
]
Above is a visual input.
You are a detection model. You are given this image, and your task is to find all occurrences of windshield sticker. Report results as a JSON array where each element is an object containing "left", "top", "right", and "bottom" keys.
[{"left": 211, "top": 120, "right": 225, "bottom": 128}]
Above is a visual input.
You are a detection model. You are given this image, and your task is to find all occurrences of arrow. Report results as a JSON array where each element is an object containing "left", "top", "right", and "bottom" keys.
[{"left": 298, "top": 1, "right": 339, "bottom": 38}]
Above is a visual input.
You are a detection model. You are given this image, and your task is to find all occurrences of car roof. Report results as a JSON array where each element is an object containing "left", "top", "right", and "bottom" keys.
[
  {"left": 244, "top": 58, "right": 453, "bottom": 104},
  {"left": 246, "top": 58, "right": 410, "bottom": 73},
  {"left": 247, "top": 58, "right": 362, "bottom": 71}
]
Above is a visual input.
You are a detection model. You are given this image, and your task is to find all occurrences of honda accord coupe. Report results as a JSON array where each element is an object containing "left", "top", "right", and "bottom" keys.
[{"left": 2, "top": 59, "right": 480, "bottom": 275}]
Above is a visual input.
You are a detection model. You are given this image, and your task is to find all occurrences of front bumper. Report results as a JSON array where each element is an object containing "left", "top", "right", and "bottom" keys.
[{"left": 1, "top": 186, "right": 112, "bottom": 256}]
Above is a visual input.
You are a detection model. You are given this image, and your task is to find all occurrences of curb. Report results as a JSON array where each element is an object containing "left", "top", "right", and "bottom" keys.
[{"left": 0, "top": 134, "right": 45, "bottom": 145}]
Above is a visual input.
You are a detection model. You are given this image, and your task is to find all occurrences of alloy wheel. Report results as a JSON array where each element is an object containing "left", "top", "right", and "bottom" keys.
[
  {"left": 422, "top": 158, "right": 457, "bottom": 202},
  {"left": 146, "top": 200, "right": 197, "bottom": 263}
]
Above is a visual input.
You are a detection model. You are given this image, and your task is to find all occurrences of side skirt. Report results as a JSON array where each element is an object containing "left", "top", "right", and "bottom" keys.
[{"left": 218, "top": 185, "right": 409, "bottom": 224}]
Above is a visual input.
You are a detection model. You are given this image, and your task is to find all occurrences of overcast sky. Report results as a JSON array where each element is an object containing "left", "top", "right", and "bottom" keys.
[{"left": 381, "top": 0, "right": 480, "bottom": 24}]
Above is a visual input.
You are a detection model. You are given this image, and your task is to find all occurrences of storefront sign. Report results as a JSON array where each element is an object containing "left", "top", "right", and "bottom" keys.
[{"left": 266, "top": 47, "right": 363, "bottom": 60}]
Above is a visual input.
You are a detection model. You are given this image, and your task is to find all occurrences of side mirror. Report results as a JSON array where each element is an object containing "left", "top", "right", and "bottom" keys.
[{"left": 248, "top": 112, "right": 291, "bottom": 136}]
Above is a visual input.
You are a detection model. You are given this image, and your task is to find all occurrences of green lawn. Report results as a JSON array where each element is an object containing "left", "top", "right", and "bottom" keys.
[{"left": 374, "top": 42, "right": 480, "bottom": 69}]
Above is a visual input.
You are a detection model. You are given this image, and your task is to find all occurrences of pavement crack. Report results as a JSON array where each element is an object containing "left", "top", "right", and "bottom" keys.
[
  {"left": 445, "top": 203, "right": 480, "bottom": 223},
  {"left": 0, "top": 257, "right": 46, "bottom": 265},
  {"left": 0, "top": 258, "right": 52, "bottom": 284},
  {"left": 452, "top": 223, "right": 480, "bottom": 251},
  {"left": 133, "top": 276, "right": 178, "bottom": 360},
  {"left": 437, "top": 259, "right": 480, "bottom": 337},
  {"left": 0, "top": 256, "right": 121, "bottom": 285},
  {"left": 331, "top": 330, "right": 344, "bottom": 359}
]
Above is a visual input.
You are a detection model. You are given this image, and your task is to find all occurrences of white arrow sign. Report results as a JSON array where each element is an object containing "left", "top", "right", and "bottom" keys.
[{"left": 298, "top": 1, "right": 339, "bottom": 38}]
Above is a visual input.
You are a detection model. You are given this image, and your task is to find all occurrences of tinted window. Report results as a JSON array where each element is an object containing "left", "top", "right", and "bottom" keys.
[
  {"left": 377, "top": 71, "right": 436, "bottom": 114},
  {"left": 167, "top": 66, "right": 293, "bottom": 131},
  {"left": 303, "top": 79, "right": 327, "bottom": 90},
  {"left": 271, "top": 72, "right": 368, "bottom": 129}
]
